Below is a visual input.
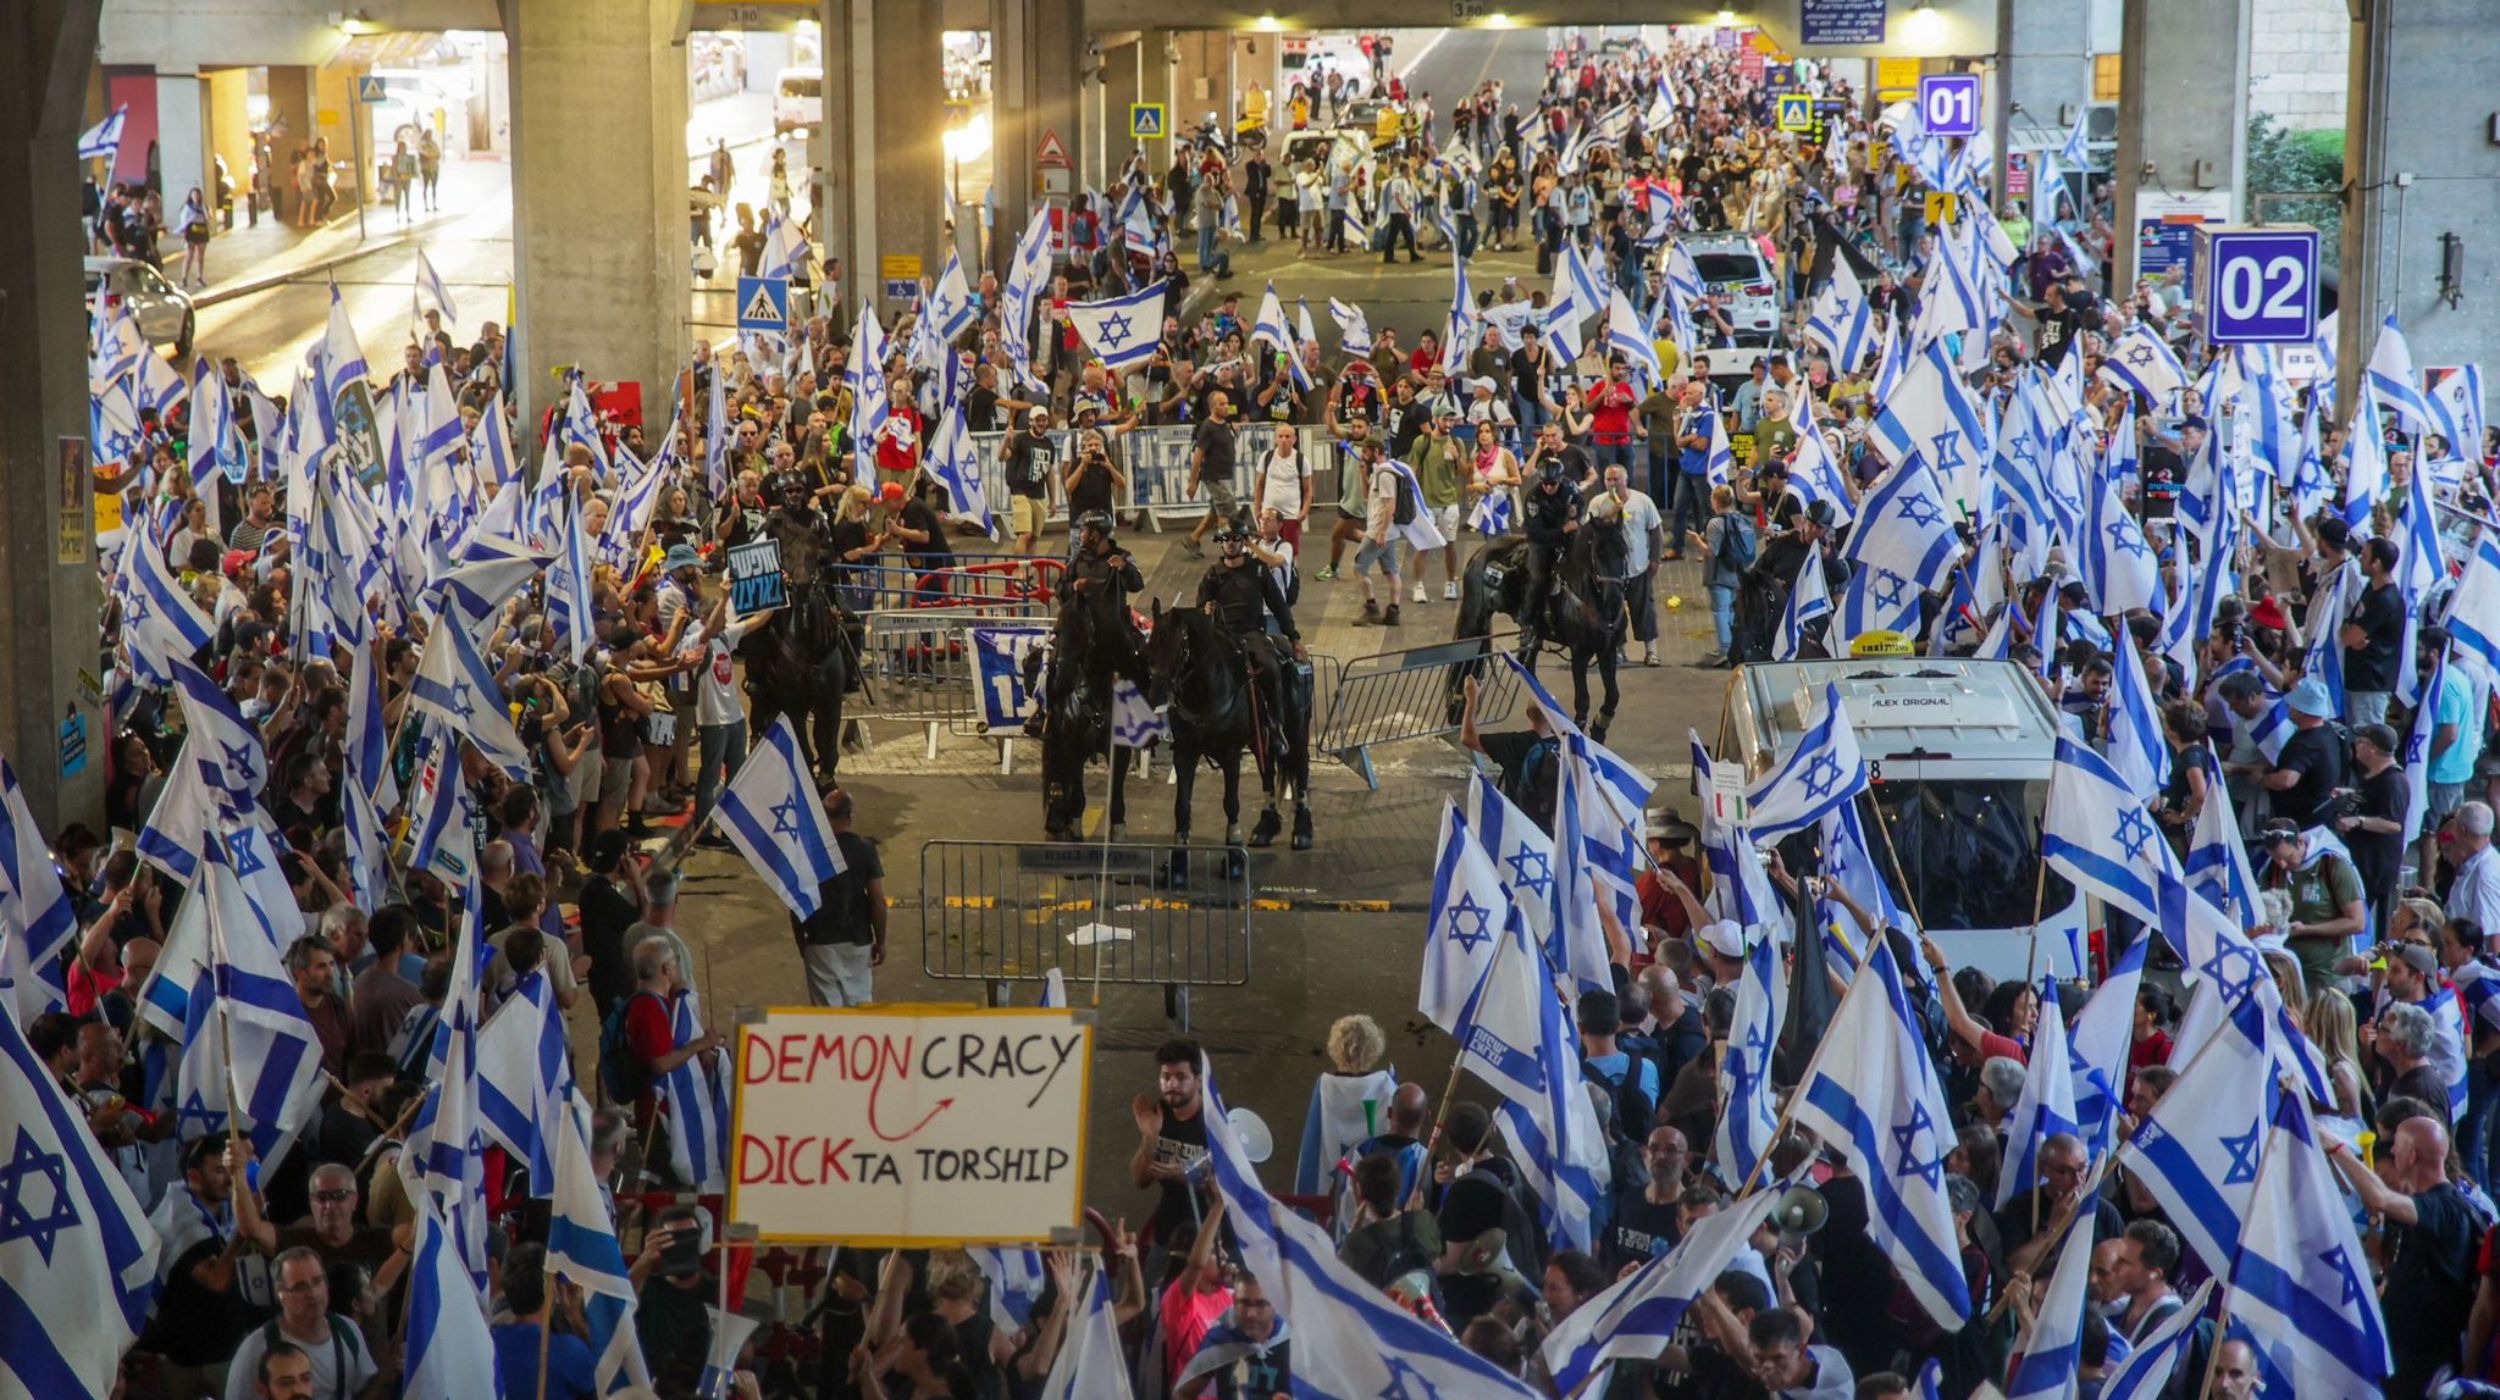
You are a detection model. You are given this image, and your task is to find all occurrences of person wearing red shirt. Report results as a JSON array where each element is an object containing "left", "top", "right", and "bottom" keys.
[
  {"left": 619, "top": 936, "right": 722, "bottom": 1131},
  {"left": 1589, "top": 359, "right": 1643, "bottom": 478},
  {"left": 1407, "top": 330, "right": 1441, "bottom": 386},
  {"left": 1634, "top": 815, "right": 1706, "bottom": 939},
  {"left": 872, "top": 384, "right": 924, "bottom": 494}
]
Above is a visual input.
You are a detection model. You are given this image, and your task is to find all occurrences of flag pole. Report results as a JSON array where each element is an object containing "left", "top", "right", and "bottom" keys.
[
  {"left": 2022, "top": 759, "right": 2059, "bottom": 983},
  {"left": 1422, "top": 908, "right": 1520, "bottom": 1158},
  {"left": 535, "top": 1266, "right": 555, "bottom": 1400},
  {"left": 1733, "top": 924, "right": 1888, "bottom": 1199}
]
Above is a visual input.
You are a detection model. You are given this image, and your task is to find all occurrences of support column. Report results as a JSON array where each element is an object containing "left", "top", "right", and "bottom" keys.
[
  {"left": 0, "top": 0, "right": 108, "bottom": 828},
  {"left": 2339, "top": 0, "right": 2500, "bottom": 400},
  {"left": 1099, "top": 36, "right": 1142, "bottom": 188},
  {"left": 1991, "top": 0, "right": 2094, "bottom": 207},
  {"left": 873, "top": 0, "right": 944, "bottom": 316},
  {"left": 1137, "top": 29, "right": 1177, "bottom": 182},
  {"left": 2112, "top": 0, "right": 2249, "bottom": 290},
  {"left": 991, "top": 0, "right": 1086, "bottom": 278},
  {"left": 506, "top": 0, "right": 690, "bottom": 429}
]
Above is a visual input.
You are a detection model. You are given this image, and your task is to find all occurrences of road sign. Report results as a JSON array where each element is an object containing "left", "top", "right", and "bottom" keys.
[
  {"left": 356, "top": 75, "right": 388, "bottom": 105},
  {"left": 1035, "top": 128, "right": 1071, "bottom": 168},
  {"left": 1875, "top": 57, "right": 1921, "bottom": 98},
  {"left": 1919, "top": 73, "right": 1982, "bottom": 138},
  {"left": 881, "top": 253, "right": 923, "bottom": 282},
  {"left": 2195, "top": 225, "right": 2320, "bottom": 345},
  {"left": 1924, "top": 191, "right": 1960, "bottom": 226},
  {"left": 736, "top": 275, "right": 789, "bottom": 333},
  {"left": 1776, "top": 94, "right": 1816, "bottom": 133},
  {"left": 1129, "top": 102, "right": 1166, "bottom": 139}
]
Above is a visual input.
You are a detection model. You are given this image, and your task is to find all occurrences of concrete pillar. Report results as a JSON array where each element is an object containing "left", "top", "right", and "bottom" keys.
[
  {"left": 0, "top": 0, "right": 109, "bottom": 828},
  {"left": 872, "top": 0, "right": 945, "bottom": 316},
  {"left": 506, "top": 0, "right": 691, "bottom": 429},
  {"left": 2339, "top": 0, "right": 2500, "bottom": 405},
  {"left": 203, "top": 67, "right": 254, "bottom": 214},
  {"left": 1099, "top": 36, "right": 1142, "bottom": 188},
  {"left": 991, "top": 0, "right": 1085, "bottom": 279},
  {"left": 309, "top": 63, "right": 369, "bottom": 213},
  {"left": 154, "top": 70, "right": 207, "bottom": 213},
  {"left": 2112, "top": 0, "right": 2249, "bottom": 290},
  {"left": 1139, "top": 29, "right": 1177, "bottom": 182},
  {"left": 1992, "top": 0, "right": 2094, "bottom": 201}
]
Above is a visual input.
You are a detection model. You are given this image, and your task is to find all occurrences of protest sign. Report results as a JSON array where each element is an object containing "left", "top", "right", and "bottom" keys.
[
  {"left": 727, "top": 538, "right": 787, "bottom": 618},
  {"left": 730, "top": 1006, "right": 1092, "bottom": 1245}
]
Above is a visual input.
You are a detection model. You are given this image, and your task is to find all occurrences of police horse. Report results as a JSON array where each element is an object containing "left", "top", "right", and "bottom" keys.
[
  {"left": 738, "top": 576, "right": 858, "bottom": 777},
  {"left": 1452, "top": 500, "right": 1630, "bottom": 741},
  {"left": 1036, "top": 592, "right": 1141, "bottom": 841},
  {"left": 1140, "top": 599, "right": 1314, "bottom": 879}
]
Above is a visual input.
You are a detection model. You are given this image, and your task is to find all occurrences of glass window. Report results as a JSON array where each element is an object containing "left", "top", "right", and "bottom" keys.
[
  {"left": 1868, "top": 779, "right": 2074, "bottom": 931},
  {"left": 1693, "top": 253, "right": 1767, "bottom": 286}
]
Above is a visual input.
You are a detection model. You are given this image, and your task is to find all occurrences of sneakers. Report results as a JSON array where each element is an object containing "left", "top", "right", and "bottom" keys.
[
  {"left": 1316, "top": 564, "right": 1339, "bottom": 580},
  {"left": 1383, "top": 604, "right": 1402, "bottom": 627},
  {"left": 1354, "top": 598, "right": 1381, "bottom": 625},
  {"left": 1697, "top": 651, "right": 1727, "bottom": 668},
  {"left": 1182, "top": 537, "right": 1204, "bottom": 558},
  {"left": 1643, "top": 648, "right": 1661, "bottom": 667},
  {"left": 1411, "top": 583, "right": 1428, "bottom": 604},
  {"left": 1444, "top": 581, "right": 1460, "bottom": 601}
]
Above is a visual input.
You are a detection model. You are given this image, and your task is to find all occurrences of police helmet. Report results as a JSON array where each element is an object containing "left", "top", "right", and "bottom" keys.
[{"left": 1075, "top": 510, "right": 1116, "bottom": 538}]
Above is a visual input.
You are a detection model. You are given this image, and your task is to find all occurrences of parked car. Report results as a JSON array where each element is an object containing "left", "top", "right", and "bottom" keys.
[
  {"left": 84, "top": 255, "right": 193, "bottom": 359},
  {"left": 774, "top": 68, "right": 823, "bottom": 134}
]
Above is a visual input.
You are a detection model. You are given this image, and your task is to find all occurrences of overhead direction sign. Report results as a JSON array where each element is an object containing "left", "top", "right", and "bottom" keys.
[
  {"left": 1919, "top": 73, "right": 1982, "bottom": 138},
  {"left": 736, "top": 275, "right": 789, "bottom": 332},
  {"left": 2195, "top": 225, "right": 2320, "bottom": 345},
  {"left": 1129, "top": 102, "right": 1166, "bottom": 139}
]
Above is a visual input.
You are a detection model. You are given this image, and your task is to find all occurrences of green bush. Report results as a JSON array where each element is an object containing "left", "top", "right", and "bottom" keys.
[{"left": 2247, "top": 113, "right": 2344, "bottom": 271}]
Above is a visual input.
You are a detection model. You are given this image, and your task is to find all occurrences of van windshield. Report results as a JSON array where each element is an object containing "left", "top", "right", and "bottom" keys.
[
  {"left": 1866, "top": 779, "right": 2073, "bottom": 931},
  {"left": 781, "top": 76, "right": 821, "bottom": 99},
  {"left": 1692, "top": 253, "right": 1764, "bottom": 286}
]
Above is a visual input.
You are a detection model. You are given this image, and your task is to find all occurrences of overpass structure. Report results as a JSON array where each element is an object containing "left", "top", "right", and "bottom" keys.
[{"left": 2, "top": 0, "right": 2495, "bottom": 823}]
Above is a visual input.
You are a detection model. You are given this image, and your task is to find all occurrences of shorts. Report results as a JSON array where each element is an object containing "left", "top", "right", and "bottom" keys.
[
  {"left": 1276, "top": 516, "right": 1303, "bottom": 548},
  {"left": 1428, "top": 502, "right": 1460, "bottom": 541},
  {"left": 1010, "top": 494, "right": 1048, "bottom": 538},
  {"left": 1354, "top": 537, "right": 1401, "bottom": 577},
  {"left": 2429, "top": 780, "right": 2467, "bottom": 830},
  {"left": 1202, "top": 476, "right": 1239, "bottom": 516},
  {"left": 800, "top": 941, "right": 876, "bottom": 1006},
  {"left": 598, "top": 749, "right": 640, "bottom": 804}
]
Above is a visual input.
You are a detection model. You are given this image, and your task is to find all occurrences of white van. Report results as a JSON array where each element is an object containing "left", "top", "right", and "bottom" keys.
[
  {"left": 774, "top": 68, "right": 822, "bottom": 134},
  {"left": 1715, "top": 657, "right": 2089, "bottom": 979}
]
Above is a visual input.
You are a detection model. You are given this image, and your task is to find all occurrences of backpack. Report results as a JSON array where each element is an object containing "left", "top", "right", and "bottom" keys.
[
  {"left": 1714, "top": 511, "right": 1757, "bottom": 573},
  {"left": 1348, "top": 1211, "right": 1440, "bottom": 1292},
  {"left": 1581, "top": 1055, "right": 1656, "bottom": 1141},
  {"left": 1392, "top": 469, "right": 1419, "bottom": 526},
  {"left": 598, "top": 990, "right": 665, "bottom": 1104}
]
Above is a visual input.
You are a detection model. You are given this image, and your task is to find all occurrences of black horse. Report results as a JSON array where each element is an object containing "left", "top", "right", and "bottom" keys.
[
  {"left": 1141, "top": 601, "right": 1314, "bottom": 875},
  {"left": 1037, "top": 594, "right": 1139, "bottom": 841},
  {"left": 1453, "top": 506, "right": 1630, "bottom": 740},
  {"left": 739, "top": 578, "right": 857, "bottom": 775}
]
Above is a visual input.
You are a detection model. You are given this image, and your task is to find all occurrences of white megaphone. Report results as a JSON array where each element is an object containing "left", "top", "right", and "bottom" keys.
[{"left": 1228, "top": 1108, "right": 1275, "bottom": 1164}]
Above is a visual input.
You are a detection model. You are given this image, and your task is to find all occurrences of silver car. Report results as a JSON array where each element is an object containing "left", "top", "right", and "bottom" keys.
[{"left": 84, "top": 255, "right": 195, "bottom": 359}]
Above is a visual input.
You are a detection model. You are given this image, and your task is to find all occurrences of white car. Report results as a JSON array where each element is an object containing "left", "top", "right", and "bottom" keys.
[
  {"left": 1678, "top": 233, "right": 1787, "bottom": 385},
  {"left": 774, "top": 68, "right": 822, "bottom": 134},
  {"left": 84, "top": 256, "right": 193, "bottom": 359}
]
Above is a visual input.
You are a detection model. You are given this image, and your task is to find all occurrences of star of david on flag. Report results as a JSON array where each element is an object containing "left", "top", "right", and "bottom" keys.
[
  {"left": 1066, "top": 283, "right": 1169, "bottom": 372},
  {"left": 1742, "top": 682, "right": 1868, "bottom": 837},
  {"left": 716, "top": 716, "right": 847, "bottom": 919},
  {"left": 406, "top": 609, "right": 532, "bottom": 779}
]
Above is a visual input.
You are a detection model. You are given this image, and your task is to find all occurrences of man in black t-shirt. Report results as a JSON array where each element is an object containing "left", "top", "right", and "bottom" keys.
[
  {"left": 2033, "top": 281, "right": 2092, "bottom": 368},
  {"left": 1605, "top": 1127, "right": 1693, "bottom": 1272},
  {"left": 1131, "top": 1037, "right": 1211, "bottom": 1245},
  {"left": 2341, "top": 536, "right": 2407, "bottom": 726},
  {"left": 790, "top": 788, "right": 885, "bottom": 1006},
  {"left": 2328, "top": 1117, "right": 2478, "bottom": 1396},
  {"left": 2342, "top": 724, "right": 2410, "bottom": 922},
  {"left": 1000, "top": 405, "right": 1057, "bottom": 555},
  {"left": 1459, "top": 675, "right": 1561, "bottom": 833},
  {"left": 1185, "top": 393, "right": 1241, "bottom": 556},
  {"left": 2263, "top": 678, "right": 2348, "bottom": 829}
]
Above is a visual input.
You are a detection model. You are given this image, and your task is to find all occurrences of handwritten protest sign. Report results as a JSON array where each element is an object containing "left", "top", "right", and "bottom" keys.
[{"left": 729, "top": 1006, "right": 1092, "bottom": 1245}]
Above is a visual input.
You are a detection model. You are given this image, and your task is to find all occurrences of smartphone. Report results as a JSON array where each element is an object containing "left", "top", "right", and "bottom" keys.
[{"left": 659, "top": 1222, "right": 703, "bottom": 1277}]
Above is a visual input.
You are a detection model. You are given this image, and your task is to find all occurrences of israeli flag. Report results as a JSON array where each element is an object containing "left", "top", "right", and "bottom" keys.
[
  {"left": 1463, "top": 771, "right": 1557, "bottom": 960},
  {"left": 1001, "top": 208, "right": 1054, "bottom": 393},
  {"left": 2042, "top": 736, "right": 2190, "bottom": 931},
  {"left": 1845, "top": 455, "right": 1964, "bottom": 591},
  {"left": 0, "top": 759, "right": 80, "bottom": 1023},
  {"left": 1197, "top": 1060, "right": 1543, "bottom": 1398},
  {"left": 1458, "top": 917, "right": 1611, "bottom": 1251},
  {"left": 1066, "top": 282, "right": 1168, "bottom": 372},
  {"left": 405, "top": 892, "right": 489, "bottom": 1288},
  {"left": 1251, "top": 281, "right": 1291, "bottom": 353},
  {"left": 1327, "top": 298, "right": 1374, "bottom": 358},
  {"left": 2115, "top": 992, "right": 2283, "bottom": 1274},
  {"left": 2340, "top": 392, "right": 2388, "bottom": 535},
  {"left": 402, "top": 1191, "right": 501, "bottom": 1400},
  {"left": 405, "top": 726, "right": 480, "bottom": 889},
  {"left": 545, "top": 491, "right": 597, "bottom": 664},
  {"left": 2365, "top": 311, "right": 2435, "bottom": 433},
  {"left": 1112, "top": 678, "right": 1168, "bottom": 748},
  {"left": 1422, "top": 799, "right": 1515, "bottom": 1034},
  {"left": 1691, "top": 733, "right": 1790, "bottom": 940},
  {"left": 114, "top": 522, "right": 214, "bottom": 679},
  {"left": 2104, "top": 631, "right": 2171, "bottom": 801},
  {"left": 2003, "top": 1190, "right": 2101, "bottom": 1400},
  {"left": 1744, "top": 681, "right": 1869, "bottom": 837},
  {"left": 716, "top": 716, "right": 847, "bottom": 919},
  {"left": 476, "top": 971, "right": 571, "bottom": 1192},
  {"left": 317, "top": 283, "right": 369, "bottom": 421},
  {"left": 1037, "top": 1261, "right": 1134, "bottom": 1400},
  {"left": 1787, "top": 936, "right": 1975, "bottom": 1328},
  {"left": 925, "top": 403, "right": 993, "bottom": 533},
  {"left": 546, "top": 1097, "right": 655, "bottom": 1393},
  {"left": 2098, "top": 324, "right": 2189, "bottom": 407},
  {"left": 2427, "top": 363, "right": 2485, "bottom": 458},
  {"left": 2401, "top": 644, "right": 2452, "bottom": 857},
  {"left": 168, "top": 654, "right": 269, "bottom": 799},
  {"left": 2068, "top": 935, "right": 2147, "bottom": 1157},
  {"left": 2448, "top": 532, "right": 2500, "bottom": 683},
  {"left": 1836, "top": 563, "right": 1919, "bottom": 647},
  {"left": 1786, "top": 419, "right": 1856, "bottom": 528},
  {"left": 1776, "top": 543, "right": 1834, "bottom": 661},
  {"left": 1606, "top": 288, "right": 1661, "bottom": 390},
  {"left": 1471, "top": 483, "right": 1515, "bottom": 536},
  {"left": 1869, "top": 341, "right": 1989, "bottom": 515},
  {"left": 1539, "top": 1191, "right": 1782, "bottom": 1396},
  {"left": 407, "top": 614, "right": 531, "bottom": 779},
  {"left": 0, "top": 979, "right": 160, "bottom": 1398},
  {"left": 2097, "top": 1278, "right": 2214, "bottom": 1400},
  {"left": 662, "top": 992, "right": 731, "bottom": 1190},
  {"left": 1704, "top": 403, "right": 1736, "bottom": 489},
  {"left": 1713, "top": 925, "right": 1784, "bottom": 1187},
  {"left": 165, "top": 834, "right": 327, "bottom": 1162},
  {"left": 1994, "top": 974, "right": 2081, "bottom": 1210},
  {"left": 2229, "top": 1090, "right": 2393, "bottom": 1394},
  {"left": 1805, "top": 258, "right": 1875, "bottom": 371},
  {"left": 414, "top": 246, "right": 458, "bottom": 323},
  {"left": 77, "top": 104, "right": 128, "bottom": 161},
  {"left": 134, "top": 342, "right": 187, "bottom": 418}
]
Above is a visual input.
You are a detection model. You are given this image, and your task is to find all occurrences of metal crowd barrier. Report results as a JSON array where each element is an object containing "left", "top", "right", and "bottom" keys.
[
  {"left": 919, "top": 839, "right": 1255, "bottom": 1029},
  {"left": 1312, "top": 633, "right": 1523, "bottom": 790},
  {"left": 963, "top": 423, "right": 1286, "bottom": 529},
  {"left": 827, "top": 556, "right": 1066, "bottom": 612},
  {"left": 850, "top": 608, "right": 1040, "bottom": 757}
]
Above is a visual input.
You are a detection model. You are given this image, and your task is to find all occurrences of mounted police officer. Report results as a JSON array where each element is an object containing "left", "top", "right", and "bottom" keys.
[
  {"left": 1517, "top": 452, "right": 1584, "bottom": 661},
  {"left": 1023, "top": 509, "right": 1145, "bottom": 737},
  {"left": 1194, "top": 516, "right": 1305, "bottom": 766}
]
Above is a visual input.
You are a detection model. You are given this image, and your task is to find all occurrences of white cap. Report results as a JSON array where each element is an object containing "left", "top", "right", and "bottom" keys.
[{"left": 1701, "top": 920, "right": 1748, "bottom": 961}]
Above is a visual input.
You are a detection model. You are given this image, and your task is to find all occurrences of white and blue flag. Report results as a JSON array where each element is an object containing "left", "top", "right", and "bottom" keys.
[
  {"left": 1743, "top": 682, "right": 1868, "bottom": 837},
  {"left": 2082, "top": 467, "right": 2161, "bottom": 617},
  {"left": 1037, "top": 1261, "right": 1134, "bottom": 1400},
  {"left": 2003, "top": 1193, "right": 2101, "bottom": 1400},
  {"left": 548, "top": 1097, "right": 655, "bottom": 1393},
  {"left": 2227, "top": 1089, "right": 2392, "bottom": 1395},
  {"left": 476, "top": 971, "right": 572, "bottom": 1193},
  {"left": 408, "top": 613, "right": 531, "bottom": 778},
  {"left": 1538, "top": 1191, "right": 1783, "bottom": 1397},
  {"left": 1804, "top": 258, "right": 1875, "bottom": 371},
  {"left": 662, "top": 992, "right": 731, "bottom": 1191},
  {"left": 1787, "top": 936, "right": 1975, "bottom": 1328},
  {"left": 414, "top": 246, "right": 458, "bottom": 322},
  {"left": 1844, "top": 455, "right": 1963, "bottom": 591},
  {"left": 2097, "top": 1278, "right": 2214, "bottom": 1400},
  {"left": 2114, "top": 992, "right": 2283, "bottom": 1274},
  {"left": 1714, "top": 924, "right": 1784, "bottom": 1187},
  {"left": 1775, "top": 542, "right": 1833, "bottom": 660},
  {"left": 1458, "top": 916, "right": 1610, "bottom": 1252},
  {"left": 1836, "top": 563, "right": 1919, "bottom": 646},
  {"left": 1066, "top": 283, "right": 1169, "bottom": 372},
  {"left": 1327, "top": 298, "right": 1374, "bottom": 358},
  {"left": 402, "top": 1191, "right": 501, "bottom": 1400},
  {"left": 716, "top": 716, "right": 847, "bottom": 919},
  {"left": 1868, "top": 340, "right": 1988, "bottom": 515},
  {"left": 2098, "top": 323, "right": 2189, "bottom": 407},
  {"left": 1994, "top": 974, "right": 2080, "bottom": 1210},
  {"left": 2365, "top": 312, "right": 2435, "bottom": 433},
  {"left": 2068, "top": 935, "right": 2147, "bottom": 1157},
  {"left": 0, "top": 759, "right": 81, "bottom": 1022},
  {"left": 2105, "top": 631, "right": 2172, "bottom": 801},
  {"left": 77, "top": 104, "right": 128, "bottom": 161},
  {"left": 1463, "top": 771, "right": 1557, "bottom": 961},
  {"left": 1422, "top": 799, "right": 1515, "bottom": 1034},
  {"left": 169, "top": 654, "right": 269, "bottom": 800}
]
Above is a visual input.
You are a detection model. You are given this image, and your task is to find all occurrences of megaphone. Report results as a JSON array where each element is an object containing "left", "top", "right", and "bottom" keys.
[
  {"left": 1771, "top": 1184, "right": 1829, "bottom": 1236},
  {"left": 1229, "top": 1108, "right": 1275, "bottom": 1164}
]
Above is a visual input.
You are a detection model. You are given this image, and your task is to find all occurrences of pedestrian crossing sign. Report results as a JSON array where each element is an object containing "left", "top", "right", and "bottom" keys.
[
  {"left": 1776, "top": 94, "right": 1814, "bottom": 133},
  {"left": 1130, "top": 103, "right": 1166, "bottom": 139},
  {"left": 736, "top": 275, "right": 789, "bottom": 332},
  {"left": 356, "top": 75, "right": 388, "bottom": 105}
]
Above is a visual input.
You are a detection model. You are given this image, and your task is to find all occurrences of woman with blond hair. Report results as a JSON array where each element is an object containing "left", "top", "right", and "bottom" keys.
[
  {"left": 2305, "top": 986, "right": 2370, "bottom": 1132},
  {"left": 1292, "top": 1012, "right": 1396, "bottom": 1198}
]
